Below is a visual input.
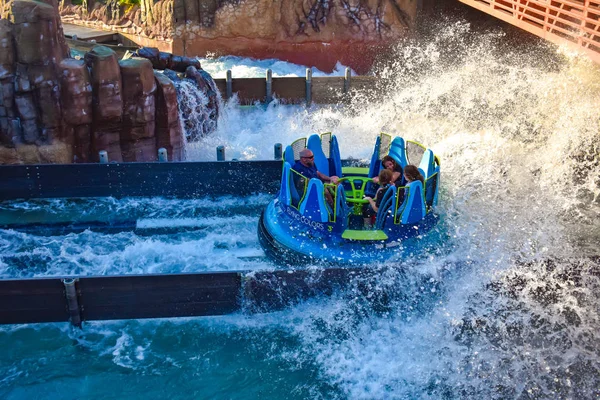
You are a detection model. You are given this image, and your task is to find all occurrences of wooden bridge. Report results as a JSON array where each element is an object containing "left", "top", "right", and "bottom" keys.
[{"left": 460, "top": 0, "right": 600, "bottom": 63}]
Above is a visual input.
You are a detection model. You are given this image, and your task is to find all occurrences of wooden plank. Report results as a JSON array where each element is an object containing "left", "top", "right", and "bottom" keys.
[
  {"left": 62, "top": 23, "right": 117, "bottom": 43},
  {"left": 348, "top": 76, "right": 379, "bottom": 100},
  {"left": 77, "top": 273, "right": 242, "bottom": 320},
  {"left": 232, "top": 78, "right": 266, "bottom": 104},
  {"left": 213, "top": 78, "right": 227, "bottom": 99},
  {"left": 0, "top": 279, "right": 68, "bottom": 324},
  {"left": 272, "top": 77, "right": 306, "bottom": 104},
  {"left": 312, "top": 77, "right": 345, "bottom": 104}
]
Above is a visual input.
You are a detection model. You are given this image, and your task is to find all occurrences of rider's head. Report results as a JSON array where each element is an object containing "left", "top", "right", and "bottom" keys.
[
  {"left": 381, "top": 155, "right": 397, "bottom": 171},
  {"left": 299, "top": 149, "right": 315, "bottom": 167},
  {"left": 378, "top": 169, "right": 393, "bottom": 185}
]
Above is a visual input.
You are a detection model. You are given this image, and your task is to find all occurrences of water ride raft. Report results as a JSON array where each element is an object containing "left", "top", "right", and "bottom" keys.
[{"left": 258, "top": 133, "right": 441, "bottom": 265}]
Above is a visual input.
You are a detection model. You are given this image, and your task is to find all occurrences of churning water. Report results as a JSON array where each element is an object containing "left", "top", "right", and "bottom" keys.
[{"left": 2, "top": 17, "right": 600, "bottom": 399}]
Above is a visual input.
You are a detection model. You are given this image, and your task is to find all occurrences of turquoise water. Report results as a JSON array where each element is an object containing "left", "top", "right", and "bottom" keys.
[{"left": 2, "top": 16, "right": 600, "bottom": 399}]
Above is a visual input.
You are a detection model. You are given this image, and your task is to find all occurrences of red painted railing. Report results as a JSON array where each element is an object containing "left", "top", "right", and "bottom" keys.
[{"left": 459, "top": 0, "right": 600, "bottom": 63}]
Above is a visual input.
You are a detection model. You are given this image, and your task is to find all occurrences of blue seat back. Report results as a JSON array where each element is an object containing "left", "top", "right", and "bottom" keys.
[
  {"left": 418, "top": 149, "right": 436, "bottom": 178},
  {"left": 367, "top": 136, "right": 382, "bottom": 179},
  {"left": 329, "top": 135, "right": 343, "bottom": 177},
  {"left": 424, "top": 172, "right": 439, "bottom": 208},
  {"left": 307, "top": 134, "right": 329, "bottom": 176},
  {"left": 299, "top": 178, "right": 329, "bottom": 223},
  {"left": 388, "top": 137, "right": 408, "bottom": 168},
  {"left": 279, "top": 162, "right": 292, "bottom": 206},
  {"left": 397, "top": 181, "right": 426, "bottom": 224},
  {"left": 279, "top": 162, "right": 302, "bottom": 207},
  {"left": 375, "top": 186, "right": 397, "bottom": 229},
  {"left": 335, "top": 184, "right": 351, "bottom": 220},
  {"left": 283, "top": 145, "right": 295, "bottom": 166}
]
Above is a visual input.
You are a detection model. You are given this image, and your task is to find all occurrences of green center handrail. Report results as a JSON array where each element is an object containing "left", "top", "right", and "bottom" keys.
[{"left": 338, "top": 176, "right": 372, "bottom": 204}]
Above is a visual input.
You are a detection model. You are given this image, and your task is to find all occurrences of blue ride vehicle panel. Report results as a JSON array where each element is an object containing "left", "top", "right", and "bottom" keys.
[{"left": 258, "top": 133, "right": 441, "bottom": 265}]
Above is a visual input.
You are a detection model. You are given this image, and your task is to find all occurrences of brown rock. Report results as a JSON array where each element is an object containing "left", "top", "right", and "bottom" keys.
[
  {"left": 27, "top": 64, "right": 57, "bottom": 88},
  {"left": 154, "top": 71, "right": 183, "bottom": 161},
  {"left": 121, "top": 124, "right": 155, "bottom": 142},
  {"left": 36, "top": 84, "right": 62, "bottom": 130},
  {"left": 0, "top": 118, "right": 21, "bottom": 147},
  {"left": 156, "top": 125, "right": 184, "bottom": 161},
  {"left": 119, "top": 58, "right": 156, "bottom": 126},
  {"left": 38, "top": 140, "right": 72, "bottom": 163},
  {"left": 0, "top": 20, "right": 15, "bottom": 80},
  {"left": 0, "top": 146, "right": 20, "bottom": 164},
  {"left": 20, "top": 118, "right": 40, "bottom": 143},
  {"left": 169, "top": 55, "right": 201, "bottom": 72},
  {"left": 14, "top": 63, "right": 32, "bottom": 92},
  {"left": 15, "top": 142, "right": 42, "bottom": 163},
  {"left": 154, "top": 71, "right": 180, "bottom": 127},
  {"left": 59, "top": 58, "right": 93, "bottom": 126},
  {"left": 14, "top": 92, "right": 37, "bottom": 120},
  {"left": 91, "top": 127, "right": 123, "bottom": 162},
  {"left": 72, "top": 124, "right": 92, "bottom": 163},
  {"left": 85, "top": 46, "right": 123, "bottom": 122},
  {"left": 121, "top": 137, "right": 157, "bottom": 162},
  {"left": 11, "top": 0, "right": 58, "bottom": 24},
  {"left": 12, "top": 21, "right": 55, "bottom": 65},
  {"left": 0, "top": 78, "right": 16, "bottom": 118}
]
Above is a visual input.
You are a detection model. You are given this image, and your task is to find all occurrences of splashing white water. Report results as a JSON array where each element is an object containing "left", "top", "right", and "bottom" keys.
[{"left": 2, "top": 16, "right": 600, "bottom": 400}]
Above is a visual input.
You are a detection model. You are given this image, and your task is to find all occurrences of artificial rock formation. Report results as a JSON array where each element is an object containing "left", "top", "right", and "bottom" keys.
[
  {"left": 0, "top": 0, "right": 220, "bottom": 164},
  {"left": 59, "top": 0, "right": 416, "bottom": 73}
]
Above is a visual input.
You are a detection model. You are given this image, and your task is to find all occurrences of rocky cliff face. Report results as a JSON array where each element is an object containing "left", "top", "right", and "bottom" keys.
[
  {"left": 59, "top": 0, "right": 416, "bottom": 73},
  {"left": 0, "top": 0, "right": 218, "bottom": 165}
]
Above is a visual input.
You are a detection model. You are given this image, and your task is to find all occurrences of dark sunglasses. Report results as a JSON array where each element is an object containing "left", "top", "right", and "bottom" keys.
[{"left": 301, "top": 156, "right": 314, "bottom": 159}]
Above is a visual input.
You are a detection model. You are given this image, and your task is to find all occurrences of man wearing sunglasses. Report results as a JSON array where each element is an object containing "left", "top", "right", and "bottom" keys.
[{"left": 292, "top": 149, "right": 339, "bottom": 185}]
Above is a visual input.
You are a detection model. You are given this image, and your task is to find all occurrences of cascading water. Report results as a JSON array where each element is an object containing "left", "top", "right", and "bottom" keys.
[
  {"left": 160, "top": 70, "right": 222, "bottom": 144},
  {"left": 1, "top": 16, "right": 599, "bottom": 399}
]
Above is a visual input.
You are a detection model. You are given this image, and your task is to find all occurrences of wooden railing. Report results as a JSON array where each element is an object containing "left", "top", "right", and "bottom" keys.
[
  {"left": 212, "top": 69, "right": 379, "bottom": 105},
  {"left": 459, "top": 0, "right": 600, "bottom": 63}
]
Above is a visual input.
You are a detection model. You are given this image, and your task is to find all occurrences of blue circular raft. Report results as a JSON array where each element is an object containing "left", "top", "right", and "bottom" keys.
[{"left": 258, "top": 133, "right": 442, "bottom": 266}]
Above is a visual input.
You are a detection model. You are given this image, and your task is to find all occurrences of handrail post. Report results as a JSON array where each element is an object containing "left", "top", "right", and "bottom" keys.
[
  {"left": 274, "top": 143, "right": 282, "bottom": 160},
  {"left": 99, "top": 150, "right": 108, "bottom": 164},
  {"left": 305, "top": 68, "right": 312, "bottom": 107},
  {"left": 217, "top": 145, "right": 225, "bottom": 161},
  {"left": 226, "top": 70, "right": 232, "bottom": 99},
  {"left": 158, "top": 148, "right": 168, "bottom": 162},
  {"left": 344, "top": 68, "right": 351, "bottom": 94},
  {"left": 266, "top": 69, "right": 272, "bottom": 104},
  {"left": 63, "top": 278, "right": 82, "bottom": 328}
]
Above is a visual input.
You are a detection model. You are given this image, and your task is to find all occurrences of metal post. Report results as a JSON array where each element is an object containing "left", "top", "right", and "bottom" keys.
[
  {"left": 217, "top": 146, "right": 225, "bottom": 161},
  {"left": 344, "top": 68, "right": 351, "bottom": 93},
  {"left": 274, "top": 143, "right": 282, "bottom": 160},
  {"left": 226, "top": 70, "right": 232, "bottom": 99},
  {"left": 63, "top": 278, "right": 82, "bottom": 328},
  {"left": 305, "top": 68, "right": 312, "bottom": 107},
  {"left": 99, "top": 150, "right": 108, "bottom": 164},
  {"left": 266, "top": 69, "right": 272, "bottom": 104},
  {"left": 158, "top": 148, "right": 168, "bottom": 162}
]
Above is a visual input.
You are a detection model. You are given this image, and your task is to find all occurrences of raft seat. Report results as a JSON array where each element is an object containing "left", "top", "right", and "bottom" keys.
[
  {"left": 396, "top": 181, "right": 426, "bottom": 224},
  {"left": 307, "top": 134, "right": 330, "bottom": 177}
]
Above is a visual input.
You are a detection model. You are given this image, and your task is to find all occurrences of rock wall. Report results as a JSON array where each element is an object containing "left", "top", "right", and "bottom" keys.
[
  {"left": 59, "top": 0, "right": 416, "bottom": 73},
  {"left": 0, "top": 0, "right": 218, "bottom": 165},
  {"left": 176, "top": 0, "right": 415, "bottom": 72}
]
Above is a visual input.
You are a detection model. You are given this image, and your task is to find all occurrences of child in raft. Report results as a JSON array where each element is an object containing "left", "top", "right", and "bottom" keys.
[{"left": 363, "top": 169, "right": 393, "bottom": 229}]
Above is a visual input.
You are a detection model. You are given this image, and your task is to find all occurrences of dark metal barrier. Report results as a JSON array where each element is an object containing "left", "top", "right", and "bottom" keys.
[
  {"left": 0, "top": 268, "right": 365, "bottom": 326},
  {"left": 0, "top": 161, "right": 282, "bottom": 200}
]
